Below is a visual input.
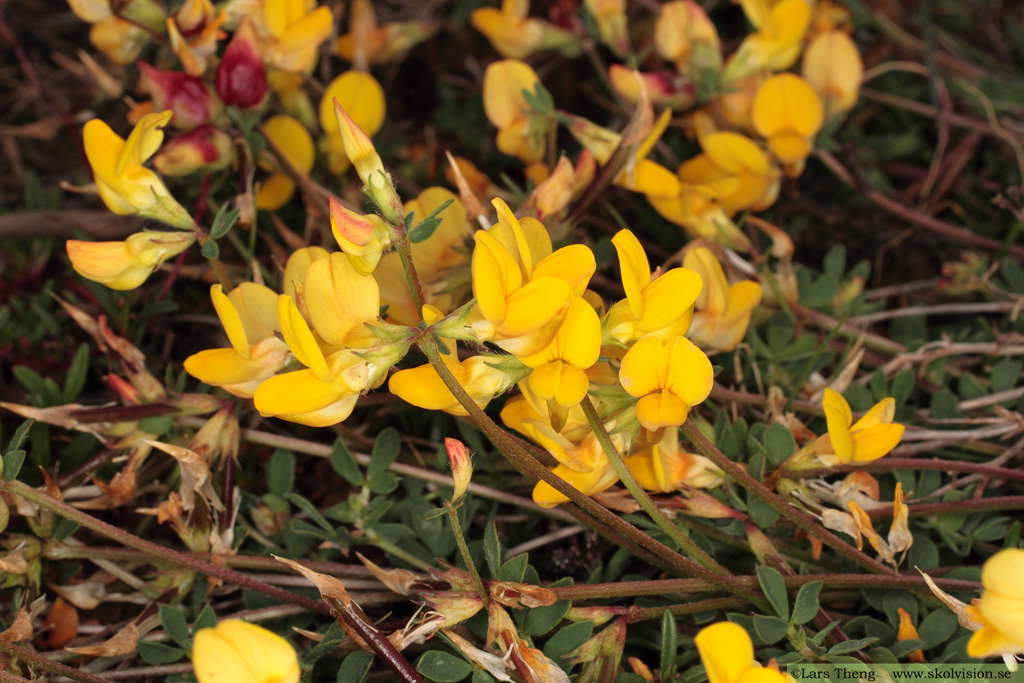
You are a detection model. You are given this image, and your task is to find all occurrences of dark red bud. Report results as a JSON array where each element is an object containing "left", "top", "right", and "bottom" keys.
[
  {"left": 139, "top": 61, "right": 217, "bottom": 129},
  {"left": 215, "top": 20, "right": 267, "bottom": 109}
]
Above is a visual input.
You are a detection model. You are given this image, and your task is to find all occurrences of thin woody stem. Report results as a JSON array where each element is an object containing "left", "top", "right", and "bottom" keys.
[
  {"left": 0, "top": 640, "right": 112, "bottom": 683},
  {"left": 1, "top": 480, "right": 330, "bottom": 615},
  {"left": 390, "top": 220, "right": 426, "bottom": 317},
  {"left": 680, "top": 422, "right": 895, "bottom": 575},
  {"left": 447, "top": 504, "right": 489, "bottom": 607}
]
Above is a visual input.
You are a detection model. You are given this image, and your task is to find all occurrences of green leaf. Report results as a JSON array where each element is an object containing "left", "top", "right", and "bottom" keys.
[
  {"left": 367, "top": 470, "right": 399, "bottom": 495},
  {"left": 756, "top": 565, "right": 789, "bottom": 620},
  {"left": 337, "top": 651, "right": 374, "bottom": 683},
  {"left": 12, "top": 366, "right": 45, "bottom": 397},
  {"left": 302, "top": 622, "right": 346, "bottom": 668},
  {"left": 201, "top": 239, "right": 220, "bottom": 259},
  {"left": 484, "top": 521, "right": 501, "bottom": 577},
  {"left": 763, "top": 423, "right": 796, "bottom": 466},
  {"left": 368, "top": 428, "right": 400, "bottom": 480},
  {"left": 525, "top": 577, "right": 572, "bottom": 636},
  {"left": 544, "top": 621, "right": 593, "bottom": 672},
  {"left": 330, "top": 437, "right": 364, "bottom": 486},
  {"left": 790, "top": 581, "right": 822, "bottom": 625},
  {"left": 471, "top": 671, "right": 496, "bottom": 683},
  {"left": 748, "top": 497, "right": 778, "bottom": 527},
  {"left": 660, "top": 609, "right": 679, "bottom": 681},
  {"left": 3, "top": 450, "right": 25, "bottom": 482},
  {"left": 409, "top": 198, "right": 455, "bottom": 243},
  {"left": 497, "top": 553, "right": 529, "bottom": 582},
  {"left": 210, "top": 204, "right": 241, "bottom": 239},
  {"left": 415, "top": 650, "right": 472, "bottom": 682},
  {"left": 424, "top": 506, "right": 448, "bottom": 520},
  {"left": 159, "top": 605, "right": 190, "bottom": 646},
  {"left": 137, "top": 641, "right": 185, "bottom": 665},
  {"left": 266, "top": 449, "right": 295, "bottom": 496},
  {"left": 5, "top": 419, "right": 34, "bottom": 456},
  {"left": 827, "top": 637, "right": 877, "bottom": 655},
  {"left": 63, "top": 344, "right": 90, "bottom": 402},
  {"left": 890, "top": 369, "right": 914, "bottom": 406},
  {"left": 192, "top": 605, "right": 217, "bottom": 634},
  {"left": 752, "top": 615, "right": 788, "bottom": 644},
  {"left": 287, "top": 493, "right": 337, "bottom": 539}
]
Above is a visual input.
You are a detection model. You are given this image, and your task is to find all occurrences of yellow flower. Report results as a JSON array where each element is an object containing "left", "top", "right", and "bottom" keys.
[
  {"left": 471, "top": 0, "right": 579, "bottom": 59},
  {"left": 752, "top": 73, "right": 824, "bottom": 171},
  {"left": 584, "top": 0, "right": 628, "bottom": 56},
  {"left": 252, "top": 296, "right": 373, "bottom": 426},
  {"left": 645, "top": 183, "right": 752, "bottom": 251},
  {"left": 608, "top": 66, "right": 697, "bottom": 111},
  {"left": 376, "top": 188, "right": 474, "bottom": 325},
  {"left": 821, "top": 388, "right": 905, "bottom": 464},
  {"left": 518, "top": 296, "right": 601, "bottom": 410},
  {"left": 531, "top": 430, "right": 623, "bottom": 508},
  {"left": 469, "top": 199, "right": 595, "bottom": 356},
  {"left": 89, "top": 17, "right": 150, "bottom": 64},
  {"left": 184, "top": 284, "right": 290, "bottom": 398},
  {"left": 329, "top": 197, "right": 391, "bottom": 275},
  {"left": 389, "top": 306, "right": 517, "bottom": 416},
  {"left": 166, "top": 0, "right": 226, "bottom": 77},
  {"left": 654, "top": 0, "right": 721, "bottom": 75},
  {"left": 897, "top": 607, "right": 926, "bottom": 663},
  {"left": 500, "top": 381, "right": 591, "bottom": 445},
  {"left": 282, "top": 246, "right": 329, "bottom": 299},
  {"left": 966, "top": 549, "right": 1024, "bottom": 659},
  {"left": 192, "top": 619, "right": 299, "bottom": 683},
  {"left": 483, "top": 59, "right": 548, "bottom": 164},
  {"left": 694, "top": 622, "right": 787, "bottom": 683},
  {"left": 262, "top": 0, "right": 332, "bottom": 73},
  {"left": 84, "top": 111, "right": 194, "bottom": 229},
  {"left": 625, "top": 427, "right": 721, "bottom": 493},
  {"left": 319, "top": 71, "right": 386, "bottom": 175},
  {"left": 333, "top": 99, "right": 404, "bottom": 226},
  {"left": 66, "top": 230, "right": 195, "bottom": 290},
  {"left": 619, "top": 335, "right": 714, "bottom": 433},
  {"left": 302, "top": 252, "right": 381, "bottom": 348},
  {"left": 256, "top": 115, "right": 315, "bottom": 211},
  {"left": 333, "top": 0, "right": 439, "bottom": 65},
  {"left": 722, "top": 0, "right": 811, "bottom": 83},
  {"left": 802, "top": 30, "right": 863, "bottom": 116},
  {"left": 682, "top": 247, "right": 763, "bottom": 352},
  {"left": 677, "top": 131, "right": 780, "bottom": 215},
  {"left": 603, "top": 229, "right": 703, "bottom": 344}
]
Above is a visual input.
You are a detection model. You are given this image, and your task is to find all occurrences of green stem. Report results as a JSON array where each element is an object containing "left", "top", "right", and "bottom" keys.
[
  {"left": 415, "top": 338, "right": 761, "bottom": 601},
  {"left": 0, "top": 640, "right": 111, "bottom": 683},
  {"left": 392, "top": 224, "right": 426, "bottom": 317},
  {"left": 681, "top": 421, "right": 893, "bottom": 574},
  {"left": 2, "top": 480, "right": 330, "bottom": 615},
  {"left": 579, "top": 398, "right": 735, "bottom": 579},
  {"left": 447, "top": 504, "right": 489, "bottom": 606}
]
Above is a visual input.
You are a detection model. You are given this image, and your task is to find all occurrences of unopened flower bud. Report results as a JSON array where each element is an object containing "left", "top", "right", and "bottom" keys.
[
  {"left": 138, "top": 61, "right": 219, "bottom": 130},
  {"left": 444, "top": 438, "right": 472, "bottom": 504},
  {"left": 66, "top": 230, "right": 196, "bottom": 291},
  {"left": 107, "top": 373, "right": 143, "bottom": 405},
  {"left": 329, "top": 197, "right": 391, "bottom": 275},
  {"left": 333, "top": 99, "right": 404, "bottom": 225},
  {"left": 154, "top": 125, "right": 235, "bottom": 176},
  {"left": 216, "top": 19, "right": 267, "bottom": 109}
]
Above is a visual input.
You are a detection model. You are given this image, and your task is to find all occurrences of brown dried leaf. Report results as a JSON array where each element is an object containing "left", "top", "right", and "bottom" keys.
[
  {"left": 443, "top": 629, "right": 513, "bottom": 681},
  {"left": 274, "top": 556, "right": 351, "bottom": 608},
  {"left": 67, "top": 622, "right": 138, "bottom": 657},
  {"left": 357, "top": 552, "right": 422, "bottom": 596},
  {"left": 821, "top": 508, "right": 862, "bottom": 550},
  {"left": 0, "top": 609, "right": 32, "bottom": 642},
  {"left": 490, "top": 582, "right": 557, "bottom": 609},
  {"left": 50, "top": 582, "right": 106, "bottom": 610},
  {"left": 918, "top": 568, "right": 982, "bottom": 631},
  {"left": 146, "top": 440, "right": 223, "bottom": 513},
  {"left": 445, "top": 150, "right": 486, "bottom": 221},
  {"left": 0, "top": 550, "right": 28, "bottom": 574},
  {"left": 0, "top": 402, "right": 109, "bottom": 443}
]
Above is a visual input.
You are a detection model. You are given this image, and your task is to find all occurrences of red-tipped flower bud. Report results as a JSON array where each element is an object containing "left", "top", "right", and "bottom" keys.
[
  {"left": 153, "top": 125, "right": 235, "bottom": 176},
  {"left": 445, "top": 437, "right": 471, "bottom": 504},
  {"left": 138, "top": 61, "right": 219, "bottom": 129},
  {"left": 215, "top": 20, "right": 267, "bottom": 109}
]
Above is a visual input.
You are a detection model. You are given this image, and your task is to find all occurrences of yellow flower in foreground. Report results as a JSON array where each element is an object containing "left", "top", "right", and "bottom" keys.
[
  {"left": 389, "top": 306, "right": 517, "bottom": 416},
  {"left": 184, "top": 284, "right": 290, "bottom": 398},
  {"left": 84, "top": 111, "right": 193, "bottom": 229},
  {"left": 256, "top": 115, "right": 315, "bottom": 210},
  {"left": 67, "top": 230, "right": 195, "bottom": 290},
  {"left": 603, "top": 229, "right": 703, "bottom": 344},
  {"left": 302, "top": 252, "right": 381, "bottom": 347},
  {"left": 682, "top": 247, "right": 763, "bottom": 351},
  {"left": 329, "top": 197, "right": 391, "bottom": 275},
  {"left": 802, "top": 30, "right": 863, "bottom": 116},
  {"left": 319, "top": 71, "right": 386, "bottom": 175},
  {"left": 695, "top": 621, "right": 787, "bottom": 683},
  {"left": 619, "top": 335, "right": 713, "bottom": 433},
  {"left": 483, "top": 59, "right": 547, "bottom": 164},
  {"left": 192, "top": 619, "right": 299, "bottom": 683},
  {"left": 531, "top": 430, "right": 623, "bottom": 508},
  {"left": 519, "top": 296, "right": 601, "bottom": 410},
  {"left": 722, "top": 0, "right": 811, "bottom": 83},
  {"left": 262, "top": 0, "right": 332, "bottom": 72},
  {"left": 966, "top": 549, "right": 1024, "bottom": 659},
  {"left": 626, "top": 427, "right": 721, "bottom": 493},
  {"left": 471, "top": 0, "right": 578, "bottom": 59},
  {"left": 822, "top": 388, "right": 905, "bottom": 464},
  {"left": 752, "top": 74, "right": 824, "bottom": 170}
]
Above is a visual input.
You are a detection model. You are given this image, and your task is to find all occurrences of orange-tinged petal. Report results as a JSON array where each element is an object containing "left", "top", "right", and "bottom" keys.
[
  {"left": 823, "top": 388, "right": 854, "bottom": 463},
  {"left": 611, "top": 229, "right": 651, "bottom": 320},
  {"left": 694, "top": 622, "right": 754, "bottom": 683},
  {"left": 277, "top": 294, "right": 329, "bottom": 381}
]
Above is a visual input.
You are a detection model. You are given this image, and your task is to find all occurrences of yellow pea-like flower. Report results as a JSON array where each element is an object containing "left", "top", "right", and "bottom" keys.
[
  {"left": 500, "top": 381, "right": 591, "bottom": 445},
  {"left": 482, "top": 59, "right": 548, "bottom": 164},
  {"left": 519, "top": 296, "right": 602, "bottom": 410},
  {"left": 682, "top": 247, "right": 763, "bottom": 352},
  {"left": 694, "top": 622, "right": 788, "bottom": 683},
  {"left": 619, "top": 335, "right": 714, "bottom": 433},
  {"left": 584, "top": 0, "right": 629, "bottom": 56},
  {"left": 626, "top": 427, "right": 721, "bottom": 493},
  {"left": 192, "top": 619, "right": 299, "bottom": 683},
  {"left": 302, "top": 252, "right": 381, "bottom": 348},
  {"left": 84, "top": 111, "right": 193, "bottom": 229},
  {"left": 183, "top": 284, "right": 290, "bottom": 398},
  {"left": 319, "top": 71, "right": 386, "bottom": 175},
  {"left": 256, "top": 114, "right": 315, "bottom": 211},
  {"left": 603, "top": 229, "right": 703, "bottom": 344},
  {"left": 329, "top": 197, "right": 392, "bottom": 275},
  {"left": 821, "top": 388, "right": 905, "bottom": 464},
  {"left": 752, "top": 73, "right": 824, "bottom": 171},
  {"left": 966, "top": 549, "right": 1024, "bottom": 659},
  {"left": 282, "top": 246, "right": 330, "bottom": 299},
  {"left": 332, "top": 0, "right": 439, "bottom": 66},
  {"left": 471, "top": 0, "right": 578, "bottom": 59},
  {"left": 654, "top": 0, "right": 721, "bottom": 75},
  {"left": 89, "top": 16, "right": 150, "bottom": 65},
  {"left": 802, "top": 30, "right": 863, "bottom": 116},
  {"left": 66, "top": 230, "right": 194, "bottom": 291},
  {"left": 262, "top": 0, "right": 332, "bottom": 73},
  {"left": 722, "top": 0, "right": 811, "bottom": 83},
  {"left": 531, "top": 431, "right": 624, "bottom": 508}
]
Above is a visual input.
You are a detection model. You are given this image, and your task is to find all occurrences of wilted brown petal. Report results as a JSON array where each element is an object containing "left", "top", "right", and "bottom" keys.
[
  {"left": 274, "top": 556, "right": 352, "bottom": 608},
  {"left": 0, "top": 609, "right": 33, "bottom": 642},
  {"left": 146, "top": 440, "right": 223, "bottom": 513},
  {"left": 357, "top": 552, "right": 422, "bottom": 596},
  {"left": 67, "top": 622, "right": 138, "bottom": 657},
  {"left": 0, "top": 550, "right": 28, "bottom": 574},
  {"left": 50, "top": 582, "right": 106, "bottom": 610}
]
